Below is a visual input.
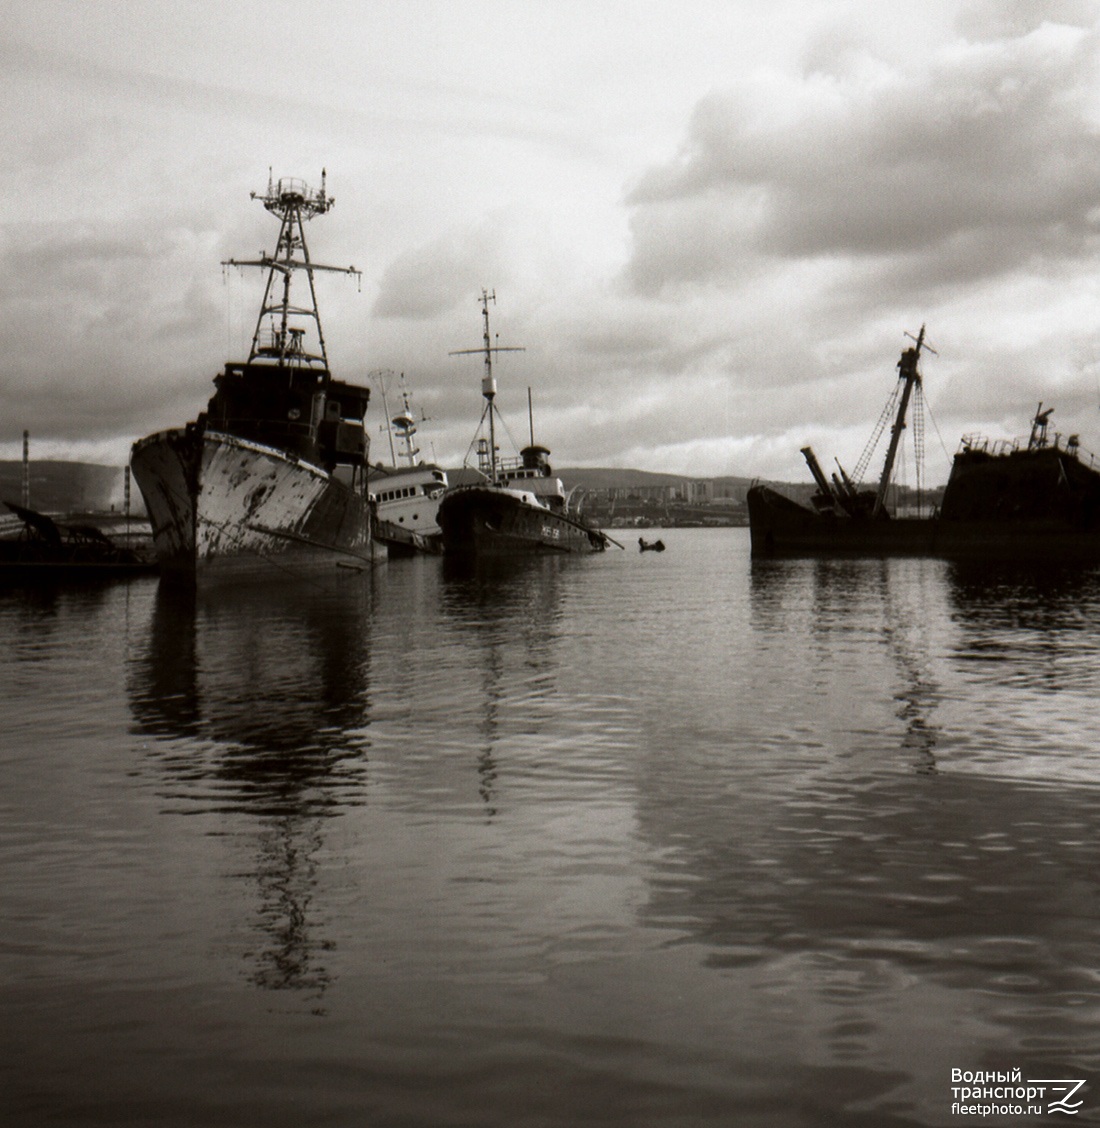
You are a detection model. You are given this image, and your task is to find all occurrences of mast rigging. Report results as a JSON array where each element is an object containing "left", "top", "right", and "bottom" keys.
[{"left": 449, "top": 289, "right": 525, "bottom": 484}]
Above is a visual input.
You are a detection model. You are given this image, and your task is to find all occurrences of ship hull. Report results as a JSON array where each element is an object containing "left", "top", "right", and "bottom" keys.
[
  {"left": 370, "top": 465, "right": 447, "bottom": 556},
  {"left": 437, "top": 485, "right": 607, "bottom": 557},
  {"left": 748, "top": 483, "right": 1100, "bottom": 560},
  {"left": 131, "top": 427, "right": 380, "bottom": 579},
  {"left": 747, "top": 485, "right": 937, "bottom": 557},
  {"left": 373, "top": 516, "right": 443, "bottom": 557}
]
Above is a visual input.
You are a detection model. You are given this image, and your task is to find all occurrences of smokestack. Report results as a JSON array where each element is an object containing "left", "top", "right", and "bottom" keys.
[{"left": 21, "top": 431, "right": 29, "bottom": 508}]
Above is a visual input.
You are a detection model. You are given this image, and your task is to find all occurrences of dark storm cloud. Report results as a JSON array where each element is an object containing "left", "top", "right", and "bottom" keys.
[
  {"left": 625, "top": 22, "right": 1100, "bottom": 295},
  {"left": 0, "top": 219, "right": 224, "bottom": 440}
]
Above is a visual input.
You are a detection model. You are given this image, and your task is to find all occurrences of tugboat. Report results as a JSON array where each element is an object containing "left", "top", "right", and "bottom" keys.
[
  {"left": 436, "top": 291, "right": 610, "bottom": 557},
  {"left": 130, "top": 172, "right": 380, "bottom": 580},
  {"left": 748, "top": 326, "right": 1100, "bottom": 559},
  {"left": 368, "top": 374, "right": 447, "bottom": 555}
]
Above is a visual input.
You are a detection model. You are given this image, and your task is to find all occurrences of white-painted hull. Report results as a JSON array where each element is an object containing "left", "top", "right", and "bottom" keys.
[
  {"left": 375, "top": 493, "right": 442, "bottom": 538},
  {"left": 131, "top": 428, "right": 380, "bottom": 579}
]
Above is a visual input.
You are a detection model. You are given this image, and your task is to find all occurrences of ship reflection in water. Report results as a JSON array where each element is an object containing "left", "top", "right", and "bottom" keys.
[
  {"left": 748, "top": 555, "right": 944, "bottom": 776},
  {"left": 640, "top": 552, "right": 1100, "bottom": 1115},
  {"left": 438, "top": 554, "right": 568, "bottom": 818},
  {"left": 947, "top": 558, "right": 1100, "bottom": 691},
  {"left": 128, "top": 579, "right": 373, "bottom": 997},
  {"left": 8, "top": 531, "right": 1100, "bottom": 1126}
]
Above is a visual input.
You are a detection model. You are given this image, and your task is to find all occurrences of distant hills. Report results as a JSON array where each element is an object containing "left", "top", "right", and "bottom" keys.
[
  {"left": 0, "top": 458, "right": 768, "bottom": 516},
  {"left": 0, "top": 461, "right": 134, "bottom": 515},
  {"left": 557, "top": 467, "right": 757, "bottom": 493}
]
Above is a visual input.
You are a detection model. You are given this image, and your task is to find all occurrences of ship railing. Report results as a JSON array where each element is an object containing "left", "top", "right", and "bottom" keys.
[
  {"left": 958, "top": 433, "right": 1020, "bottom": 456},
  {"left": 272, "top": 177, "right": 319, "bottom": 205},
  {"left": 1045, "top": 431, "right": 1099, "bottom": 466},
  {"left": 958, "top": 431, "right": 1099, "bottom": 467},
  {"left": 252, "top": 328, "right": 328, "bottom": 368},
  {"left": 1057, "top": 434, "right": 1100, "bottom": 467}
]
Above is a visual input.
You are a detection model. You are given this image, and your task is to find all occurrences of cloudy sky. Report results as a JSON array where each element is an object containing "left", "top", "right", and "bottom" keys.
[{"left": 3, "top": 0, "right": 1100, "bottom": 485}]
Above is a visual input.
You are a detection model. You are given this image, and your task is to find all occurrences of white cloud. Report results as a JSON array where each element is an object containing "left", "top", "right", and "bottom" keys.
[
  {"left": 602, "top": 13, "right": 1100, "bottom": 480},
  {"left": 627, "top": 23, "right": 1100, "bottom": 281},
  {"left": 4, "top": 2, "right": 1100, "bottom": 484}
]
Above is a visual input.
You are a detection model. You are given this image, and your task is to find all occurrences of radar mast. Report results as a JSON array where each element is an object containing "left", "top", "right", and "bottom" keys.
[{"left": 223, "top": 169, "right": 360, "bottom": 370}]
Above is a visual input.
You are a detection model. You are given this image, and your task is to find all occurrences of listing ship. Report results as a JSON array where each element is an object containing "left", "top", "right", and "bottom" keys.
[
  {"left": 368, "top": 375, "right": 447, "bottom": 555},
  {"left": 748, "top": 327, "right": 1100, "bottom": 559},
  {"left": 436, "top": 291, "right": 610, "bottom": 557},
  {"left": 131, "top": 172, "right": 380, "bottom": 580}
]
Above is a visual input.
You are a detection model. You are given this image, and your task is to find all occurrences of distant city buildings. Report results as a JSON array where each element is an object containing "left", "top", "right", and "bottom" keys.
[
  {"left": 571, "top": 475, "right": 750, "bottom": 527},
  {"left": 597, "top": 479, "right": 748, "bottom": 504}
]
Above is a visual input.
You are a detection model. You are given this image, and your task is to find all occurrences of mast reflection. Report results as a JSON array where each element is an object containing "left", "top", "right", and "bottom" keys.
[
  {"left": 440, "top": 554, "right": 566, "bottom": 819},
  {"left": 128, "top": 577, "right": 373, "bottom": 997},
  {"left": 750, "top": 556, "right": 942, "bottom": 773}
]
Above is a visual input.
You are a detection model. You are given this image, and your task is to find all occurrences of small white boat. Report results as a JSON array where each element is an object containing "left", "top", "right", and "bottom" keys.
[{"left": 369, "top": 379, "right": 447, "bottom": 554}]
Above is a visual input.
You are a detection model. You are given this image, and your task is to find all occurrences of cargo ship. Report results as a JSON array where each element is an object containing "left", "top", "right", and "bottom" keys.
[
  {"left": 437, "top": 291, "right": 610, "bottom": 557},
  {"left": 131, "top": 172, "right": 380, "bottom": 580},
  {"left": 747, "top": 328, "right": 1100, "bottom": 559}
]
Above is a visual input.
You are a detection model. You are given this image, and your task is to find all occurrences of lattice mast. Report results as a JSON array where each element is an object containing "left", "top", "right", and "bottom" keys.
[{"left": 223, "top": 169, "right": 360, "bottom": 369}]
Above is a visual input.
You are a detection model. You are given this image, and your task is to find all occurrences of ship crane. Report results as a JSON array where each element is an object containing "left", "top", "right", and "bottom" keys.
[
  {"left": 1029, "top": 403, "right": 1055, "bottom": 450},
  {"left": 800, "top": 326, "right": 936, "bottom": 520},
  {"left": 871, "top": 325, "right": 936, "bottom": 518}
]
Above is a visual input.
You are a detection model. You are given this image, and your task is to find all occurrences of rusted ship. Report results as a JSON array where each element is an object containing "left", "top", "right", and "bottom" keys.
[
  {"left": 437, "top": 291, "right": 609, "bottom": 557},
  {"left": 131, "top": 173, "right": 380, "bottom": 580},
  {"left": 748, "top": 328, "right": 1100, "bottom": 559},
  {"left": 0, "top": 500, "right": 155, "bottom": 580}
]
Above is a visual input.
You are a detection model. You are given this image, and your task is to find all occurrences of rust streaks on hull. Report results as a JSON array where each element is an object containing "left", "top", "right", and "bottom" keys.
[{"left": 131, "top": 429, "right": 378, "bottom": 579}]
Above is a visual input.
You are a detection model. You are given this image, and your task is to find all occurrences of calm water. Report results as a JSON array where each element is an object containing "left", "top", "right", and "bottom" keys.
[{"left": 2, "top": 528, "right": 1100, "bottom": 1127}]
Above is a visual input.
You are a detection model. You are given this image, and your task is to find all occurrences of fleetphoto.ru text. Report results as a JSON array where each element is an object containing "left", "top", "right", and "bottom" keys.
[{"left": 951, "top": 1070, "right": 1086, "bottom": 1117}]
